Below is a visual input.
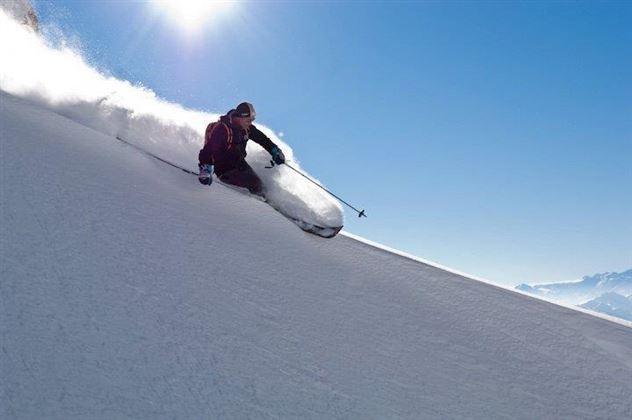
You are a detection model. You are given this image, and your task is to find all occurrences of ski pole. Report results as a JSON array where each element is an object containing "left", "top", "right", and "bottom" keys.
[{"left": 267, "top": 160, "right": 367, "bottom": 218}]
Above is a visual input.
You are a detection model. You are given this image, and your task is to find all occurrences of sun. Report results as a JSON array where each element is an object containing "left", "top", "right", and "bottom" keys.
[{"left": 152, "top": 0, "right": 235, "bottom": 33}]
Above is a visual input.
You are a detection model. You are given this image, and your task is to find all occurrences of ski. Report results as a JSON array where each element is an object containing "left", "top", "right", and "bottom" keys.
[
  {"left": 216, "top": 180, "right": 343, "bottom": 238},
  {"left": 283, "top": 216, "right": 343, "bottom": 238}
]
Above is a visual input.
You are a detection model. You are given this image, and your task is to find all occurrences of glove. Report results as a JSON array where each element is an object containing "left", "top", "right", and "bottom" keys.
[
  {"left": 271, "top": 146, "right": 285, "bottom": 165},
  {"left": 198, "top": 163, "right": 213, "bottom": 185}
]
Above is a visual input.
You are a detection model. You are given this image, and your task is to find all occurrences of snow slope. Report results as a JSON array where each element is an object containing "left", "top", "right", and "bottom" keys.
[{"left": 2, "top": 91, "right": 632, "bottom": 419}]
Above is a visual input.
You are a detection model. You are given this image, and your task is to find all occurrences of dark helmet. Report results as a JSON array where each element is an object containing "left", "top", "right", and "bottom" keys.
[{"left": 234, "top": 102, "right": 256, "bottom": 118}]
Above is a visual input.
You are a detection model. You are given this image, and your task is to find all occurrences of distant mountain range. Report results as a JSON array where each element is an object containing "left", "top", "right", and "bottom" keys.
[
  {"left": 580, "top": 292, "right": 632, "bottom": 322},
  {"left": 516, "top": 269, "right": 632, "bottom": 321}
]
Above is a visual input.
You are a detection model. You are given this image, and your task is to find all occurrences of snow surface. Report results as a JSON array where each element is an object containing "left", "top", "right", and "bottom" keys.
[
  {"left": 0, "top": 9, "right": 343, "bottom": 229},
  {"left": 2, "top": 90, "right": 632, "bottom": 419}
]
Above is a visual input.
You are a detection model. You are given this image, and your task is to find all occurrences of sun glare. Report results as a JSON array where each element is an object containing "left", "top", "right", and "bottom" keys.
[{"left": 152, "top": 0, "right": 235, "bottom": 33}]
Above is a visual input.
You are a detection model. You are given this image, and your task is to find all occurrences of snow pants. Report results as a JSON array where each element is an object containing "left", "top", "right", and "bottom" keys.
[{"left": 218, "top": 162, "right": 263, "bottom": 196}]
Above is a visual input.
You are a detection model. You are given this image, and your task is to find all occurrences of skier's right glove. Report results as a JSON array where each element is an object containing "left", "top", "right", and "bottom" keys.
[
  {"left": 198, "top": 163, "right": 213, "bottom": 186},
  {"left": 271, "top": 146, "right": 285, "bottom": 165}
]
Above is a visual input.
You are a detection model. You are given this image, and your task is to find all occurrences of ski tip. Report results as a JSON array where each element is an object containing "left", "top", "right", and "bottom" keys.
[
  {"left": 289, "top": 217, "right": 343, "bottom": 238},
  {"left": 303, "top": 225, "right": 343, "bottom": 238}
]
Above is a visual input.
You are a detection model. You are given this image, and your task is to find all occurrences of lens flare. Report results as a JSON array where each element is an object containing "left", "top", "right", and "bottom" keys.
[{"left": 152, "top": 0, "right": 235, "bottom": 33}]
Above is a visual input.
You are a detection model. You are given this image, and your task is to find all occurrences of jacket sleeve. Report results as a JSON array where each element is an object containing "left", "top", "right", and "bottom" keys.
[{"left": 249, "top": 124, "right": 278, "bottom": 155}]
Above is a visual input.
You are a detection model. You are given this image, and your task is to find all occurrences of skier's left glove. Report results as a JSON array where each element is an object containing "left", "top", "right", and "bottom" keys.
[
  {"left": 271, "top": 146, "right": 285, "bottom": 165},
  {"left": 198, "top": 163, "right": 213, "bottom": 186}
]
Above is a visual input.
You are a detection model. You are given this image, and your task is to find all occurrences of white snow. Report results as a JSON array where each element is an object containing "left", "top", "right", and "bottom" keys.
[
  {"left": 2, "top": 90, "right": 632, "bottom": 419},
  {"left": 0, "top": 9, "right": 343, "bottom": 229},
  {"left": 2, "top": 8, "right": 632, "bottom": 419}
]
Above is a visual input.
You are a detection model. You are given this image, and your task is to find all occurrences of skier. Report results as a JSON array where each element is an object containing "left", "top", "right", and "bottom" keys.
[{"left": 198, "top": 102, "right": 285, "bottom": 196}]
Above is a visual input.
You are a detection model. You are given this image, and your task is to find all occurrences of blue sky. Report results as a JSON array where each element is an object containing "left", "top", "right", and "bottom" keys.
[{"left": 34, "top": 0, "right": 631, "bottom": 286}]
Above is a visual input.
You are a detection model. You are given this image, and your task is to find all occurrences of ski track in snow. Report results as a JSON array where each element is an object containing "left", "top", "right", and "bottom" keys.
[{"left": 2, "top": 91, "right": 632, "bottom": 419}]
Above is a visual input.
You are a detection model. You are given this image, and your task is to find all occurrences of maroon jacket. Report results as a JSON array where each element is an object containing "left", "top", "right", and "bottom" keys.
[{"left": 198, "top": 111, "right": 278, "bottom": 176}]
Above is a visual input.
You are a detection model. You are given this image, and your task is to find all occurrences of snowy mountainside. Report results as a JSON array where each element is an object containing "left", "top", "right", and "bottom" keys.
[
  {"left": 0, "top": 0, "right": 38, "bottom": 31},
  {"left": 2, "top": 91, "right": 632, "bottom": 419}
]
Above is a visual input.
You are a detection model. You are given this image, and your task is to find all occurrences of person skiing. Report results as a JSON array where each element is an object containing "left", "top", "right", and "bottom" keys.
[{"left": 198, "top": 102, "right": 285, "bottom": 196}]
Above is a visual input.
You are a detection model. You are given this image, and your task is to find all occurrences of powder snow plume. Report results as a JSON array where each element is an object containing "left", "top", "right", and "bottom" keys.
[{"left": 0, "top": 9, "right": 343, "bottom": 227}]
